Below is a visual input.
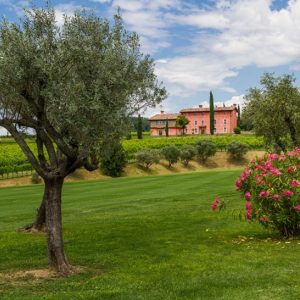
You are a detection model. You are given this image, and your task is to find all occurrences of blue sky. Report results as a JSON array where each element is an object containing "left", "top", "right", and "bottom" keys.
[{"left": 1, "top": 0, "right": 300, "bottom": 119}]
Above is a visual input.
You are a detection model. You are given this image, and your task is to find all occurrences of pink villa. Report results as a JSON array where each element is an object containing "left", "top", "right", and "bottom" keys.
[{"left": 150, "top": 104, "right": 238, "bottom": 136}]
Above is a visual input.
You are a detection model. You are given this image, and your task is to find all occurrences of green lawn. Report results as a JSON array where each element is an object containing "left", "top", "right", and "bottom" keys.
[{"left": 1, "top": 170, "right": 300, "bottom": 299}]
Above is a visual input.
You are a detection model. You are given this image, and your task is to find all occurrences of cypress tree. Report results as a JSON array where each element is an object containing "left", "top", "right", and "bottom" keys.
[
  {"left": 165, "top": 118, "right": 169, "bottom": 137},
  {"left": 209, "top": 91, "right": 215, "bottom": 135},
  {"left": 237, "top": 104, "right": 241, "bottom": 127},
  {"left": 137, "top": 114, "right": 143, "bottom": 139}
]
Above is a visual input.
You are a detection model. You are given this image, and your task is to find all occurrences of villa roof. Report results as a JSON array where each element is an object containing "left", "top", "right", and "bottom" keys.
[
  {"left": 180, "top": 105, "right": 238, "bottom": 113},
  {"left": 149, "top": 113, "right": 180, "bottom": 121}
]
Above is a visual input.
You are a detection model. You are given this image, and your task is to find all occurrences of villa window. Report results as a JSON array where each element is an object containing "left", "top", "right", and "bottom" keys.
[
  {"left": 214, "top": 119, "right": 217, "bottom": 125},
  {"left": 224, "top": 119, "right": 227, "bottom": 125},
  {"left": 195, "top": 120, "right": 197, "bottom": 125},
  {"left": 195, "top": 128, "right": 198, "bottom": 133},
  {"left": 201, "top": 120, "right": 204, "bottom": 125},
  {"left": 214, "top": 128, "right": 217, "bottom": 133},
  {"left": 224, "top": 127, "right": 227, "bottom": 133}
]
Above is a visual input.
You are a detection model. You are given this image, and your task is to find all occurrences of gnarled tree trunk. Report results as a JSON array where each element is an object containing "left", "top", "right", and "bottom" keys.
[
  {"left": 20, "top": 184, "right": 47, "bottom": 232},
  {"left": 45, "top": 176, "right": 73, "bottom": 275}
]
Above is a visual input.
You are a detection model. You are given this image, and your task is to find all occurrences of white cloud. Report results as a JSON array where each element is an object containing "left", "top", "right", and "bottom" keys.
[
  {"left": 54, "top": 3, "right": 85, "bottom": 27},
  {"left": 151, "top": 0, "right": 300, "bottom": 99}
]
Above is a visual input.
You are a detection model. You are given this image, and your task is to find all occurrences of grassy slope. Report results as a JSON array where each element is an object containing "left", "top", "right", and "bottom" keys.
[{"left": 0, "top": 171, "right": 300, "bottom": 299}]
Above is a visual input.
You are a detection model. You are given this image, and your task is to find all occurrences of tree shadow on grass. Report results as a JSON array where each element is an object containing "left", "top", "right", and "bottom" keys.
[
  {"left": 227, "top": 156, "right": 248, "bottom": 166},
  {"left": 197, "top": 159, "right": 218, "bottom": 169}
]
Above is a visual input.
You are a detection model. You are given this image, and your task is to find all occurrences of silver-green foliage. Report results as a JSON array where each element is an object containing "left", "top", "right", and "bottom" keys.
[
  {"left": 135, "top": 148, "right": 160, "bottom": 169},
  {"left": 180, "top": 145, "right": 196, "bottom": 166},
  {"left": 244, "top": 73, "right": 300, "bottom": 150},
  {"left": 227, "top": 141, "right": 249, "bottom": 159}
]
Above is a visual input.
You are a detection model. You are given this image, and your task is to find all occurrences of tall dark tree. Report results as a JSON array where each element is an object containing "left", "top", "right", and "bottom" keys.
[
  {"left": 137, "top": 114, "right": 143, "bottom": 139},
  {"left": 209, "top": 91, "right": 215, "bottom": 135},
  {"left": 0, "top": 5, "right": 166, "bottom": 274},
  {"left": 165, "top": 118, "right": 169, "bottom": 137},
  {"left": 237, "top": 104, "right": 241, "bottom": 128}
]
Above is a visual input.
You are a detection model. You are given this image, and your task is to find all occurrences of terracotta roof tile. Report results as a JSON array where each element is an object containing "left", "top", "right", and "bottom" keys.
[
  {"left": 149, "top": 113, "right": 180, "bottom": 121},
  {"left": 180, "top": 106, "right": 237, "bottom": 113}
]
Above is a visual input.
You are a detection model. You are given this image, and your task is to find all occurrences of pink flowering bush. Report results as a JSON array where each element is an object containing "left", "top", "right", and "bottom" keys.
[{"left": 236, "top": 147, "right": 300, "bottom": 237}]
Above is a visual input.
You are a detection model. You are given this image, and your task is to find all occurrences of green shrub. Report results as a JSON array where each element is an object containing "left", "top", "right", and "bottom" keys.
[
  {"left": 31, "top": 171, "right": 42, "bottom": 184},
  {"left": 195, "top": 140, "right": 217, "bottom": 162},
  {"left": 100, "top": 144, "right": 127, "bottom": 177},
  {"left": 180, "top": 145, "right": 196, "bottom": 166},
  {"left": 236, "top": 148, "right": 300, "bottom": 237},
  {"left": 161, "top": 145, "right": 180, "bottom": 168},
  {"left": 234, "top": 127, "right": 241, "bottom": 134},
  {"left": 135, "top": 149, "right": 160, "bottom": 169},
  {"left": 227, "top": 141, "right": 249, "bottom": 159}
]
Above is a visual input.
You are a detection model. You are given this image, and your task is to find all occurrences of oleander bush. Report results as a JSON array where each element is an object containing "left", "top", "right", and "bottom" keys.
[{"left": 236, "top": 147, "right": 300, "bottom": 237}]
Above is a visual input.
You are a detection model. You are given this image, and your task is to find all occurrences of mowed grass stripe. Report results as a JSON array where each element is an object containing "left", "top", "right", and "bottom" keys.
[{"left": 1, "top": 170, "right": 300, "bottom": 300}]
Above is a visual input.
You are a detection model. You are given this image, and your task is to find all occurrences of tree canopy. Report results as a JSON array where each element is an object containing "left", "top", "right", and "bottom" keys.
[
  {"left": 0, "top": 5, "right": 166, "bottom": 274},
  {"left": 176, "top": 115, "right": 189, "bottom": 135},
  {"left": 243, "top": 73, "right": 300, "bottom": 151}
]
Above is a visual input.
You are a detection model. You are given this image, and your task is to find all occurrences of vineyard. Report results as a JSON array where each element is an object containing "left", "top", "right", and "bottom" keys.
[
  {"left": 0, "top": 135, "right": 264, "bottom": 179},
  {"left": 0, "top": 140, "right": 35, "bottom": 179},
  {"left": 122, "top": 134, "right": 264, "bottom": 159}
]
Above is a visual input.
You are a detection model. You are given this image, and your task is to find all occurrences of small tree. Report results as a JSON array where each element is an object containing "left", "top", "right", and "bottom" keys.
[
  {"left": 176, "top": 115, "right": 189, "bottom": 135},
  {"left": 180, "top": 145, "right": 196, "bottom": 166},
  {"left": 135, "top": 148, "right": 160, "bottom": 169},
  {"left": 0, "top": 5, "right": 166, "bottom": 274},
  {"left": 209, "top": 91, "right": 215, "bottom": 135},
  {"left": 162, "top": 145, "right": 180, "bottom": 168},
  {"left": 137, "top": 114, "right": 143, "bottom": 139},
  {"left": 100, "top": 143, "right": 127, "bottom": 177},
  {"left": 227, "top": 141, "right": 249, "bottom": 159},
  {"left": 195, "top": 140, "right": 217, "bottom": 162},
  {"left": 234, "top": 127, "right": 241, "bottom": 134}
]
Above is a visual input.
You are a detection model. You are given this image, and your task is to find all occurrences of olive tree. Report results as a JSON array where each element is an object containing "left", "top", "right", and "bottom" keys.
[
  {"left": 243, "top": 73, "right": 300, "bottom": 151},
  {"left": 0, "top": 6, "right": 166, "bottom": 275}
]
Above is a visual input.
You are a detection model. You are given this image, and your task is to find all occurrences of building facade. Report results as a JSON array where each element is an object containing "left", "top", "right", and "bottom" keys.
[{"left": 149, "top": 105, "right": 238, "bottom": 136}]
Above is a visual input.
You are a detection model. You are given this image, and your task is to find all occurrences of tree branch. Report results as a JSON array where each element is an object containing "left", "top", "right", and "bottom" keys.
[{"left": 1, "top": 122, "right": 45, "bottom": 177}]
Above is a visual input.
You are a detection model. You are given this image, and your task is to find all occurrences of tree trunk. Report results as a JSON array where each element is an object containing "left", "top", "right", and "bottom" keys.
[
  {"left": 19, "top": 185, "right": 47, "bottom": 232},
  {"left": 45, "top": 177, "right": 73, "bottom": 275},
  {"left": 285, "top": 116, "right": 298, "bottom": 146}
]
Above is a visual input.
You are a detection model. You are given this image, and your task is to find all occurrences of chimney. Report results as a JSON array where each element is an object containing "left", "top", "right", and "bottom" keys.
[
  {"left": 198, "top": 105, "right": 203, "bottom": 108},
  {"left": 233, "top": 103, "right": 237, "bottom": 107},
  {"left": 160, "top": 110, "right": 165, "bottom": 114}
]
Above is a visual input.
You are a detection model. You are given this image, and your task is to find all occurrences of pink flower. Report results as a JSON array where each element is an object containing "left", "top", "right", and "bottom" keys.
[
  {"left": 255, "top": 175, "right": 263, "bottom": 185},
  {"left": 294, "top": 205, "right": 300, "bottom": 211},
  {"left": 259, "top": 190, "right": 270, "bottom": 198},
  {"left": 268, "top": 153, "right": 278, "bottom": 161},
  {"left": 270, "top": 168, "right": 281, "bottom": 177},
  {"left": 211, "top": 196, "right": 220, "bottom": 212},
  {"left": 244, "top": 192, "right": 251, "bottom": 200},
  {"left": 245, "top": 201, "right": 253, "bottom": 220},
  {"left": 235, "top": 179, "right": 242, "bottom": 190},
  {"left": 272, "top": 194, "right": 280, "bottom": 201},
  {"left": 283, "top": 190, "right": 294, "bottom": 197},
  {"left": 290, "top": 180, "right": 300, "bottom": 188},
  {"left": 279, "top": 155, "right": 286, "bottom": 161},
  {"left": 245, "top": 201, "right": 252, "bottom": 210},
  {"left": 288, "top": 165, "right": 295, "bottom": 174},
  {"left": 259, "top": 216, "right": 269, "bottom": 222}
]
